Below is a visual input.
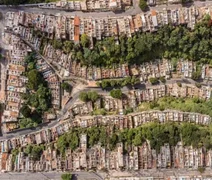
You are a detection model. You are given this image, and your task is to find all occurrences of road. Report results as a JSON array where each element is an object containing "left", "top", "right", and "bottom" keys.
[
  {"left": 0, "top": 1, "right": 212, "bottom": 19},
  {"left": 1, "top": 76, "right": 212, "bottom": 140},
  {"left": 0, "top": 171, "right": 103, "bottom": 180}
]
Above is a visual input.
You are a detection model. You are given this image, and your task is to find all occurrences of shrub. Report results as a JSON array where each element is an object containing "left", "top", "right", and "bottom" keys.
[
  {"left": 149, "top": 77, "right": 159, "bottom": 85},
  {"left": 110, "top": 89, "right": 122, "bottom": 99}
]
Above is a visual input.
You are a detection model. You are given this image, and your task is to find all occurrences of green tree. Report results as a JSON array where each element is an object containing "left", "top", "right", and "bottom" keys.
[
  {"left": 177, "top": 82, "right": 182, "bottom": 87},
  {"left": 24, "top": 145, "right": 33, "bottom": 155},
  {"left": 61, "top": 82, "right": 72, "bottom": 93},
  {"left": 80, "top": 34, "right": 90, "bottom": 48},
  {"left": 63, "top": 41, "right": 74, "bottom": 54},
  {"left": 27, "top": 69, "right": 44, "bottom": 90},
  {"left": 130, "top": 76, "right": 140, "bottom": 86},
  {"left": 53, "top": 39, "right": 63, "bottom": 49},
  {"left": 87, "top": 91, "right": 99, "bottom": 102},
  {"left": 36, "top": 85, "right": 51, "bottom": 112},
  {"left": 31, "top": 145, "right": 44, "bottom": 160},
  {"left": 192, "top": 71, "right": 201, "bottom": 80},
  {"left": 159, "top": 76, "right": 166, "bottom": 83},
  {"left": 19, "top": 118, "right": 37, "bottom": 128},
  {"left": 79, "top": 92, "right": 88, "bottom": 102},
  {"left": 139, "top": 0, "right": 148, "bottom": 11},
  {"left": 66, "top": 131, "right": 79, "bottom": 151},
  {"left": 149, "top": 77, "right": 159, "bottom": 85},
  {"left": 109, "top": 133, "right": 118, "bottom": 150},
  {"left": 110, "top": 89, "right": 122, "bottom": 99},
  {"left": 57, "top": 134, "right": 68, "bottom": 155},
  {"left": 195, "top": 82, "right": 202, "bottom": 88},
  {"left": 0, "top": 12, "right": 3, "bottom": 20},
  {"left": 20, "top": 104, "right": 31, "bottom": 118},
  {"left": 198, "top": 167, "right": 205, "bottom": 174},
  {"left": 61, "top": 173, "right": 73, "bottom": 180}
]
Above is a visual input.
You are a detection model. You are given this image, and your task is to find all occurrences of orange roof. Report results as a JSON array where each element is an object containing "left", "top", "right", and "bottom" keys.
[
  {"left": 134, "top": 15, "right": 142, "bottom": 29},
  {"left": 74, "top": 16, "right": 80, "bottom": 26},
  {"left": 130, "top": 19, "right": 135, "bottom": 33},
  {"left": 151, "top": 10, "right": 157, "bottom": 16},
  {"left": 74, "top": 26, "right": 80, "bottom": 42},
  {"left": 7, "top": 101, "right": 19, "bottom": 107},
  {"left": 1, "top": 153, "right": 8, "bottom": 170},
  {"left": 8, "top": 75, "right": 18, "bottom": 80},
  {"left": 10, "top": 111, "right": 19, "bottom": 118},
  {"left": 8, "top": 64, "right": 25, "bottom": 72}
]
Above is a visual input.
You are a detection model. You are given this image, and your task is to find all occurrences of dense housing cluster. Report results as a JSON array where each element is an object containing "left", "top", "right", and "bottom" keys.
[
  {"left": 70, "top": 83, "right": 212, "bottom": 117},
  {"left": 1, "top": 33, "right": 61, "bottom": 132},
  {"left": 2, "top": 0, "right": 212, "bottom": 178},
  {"left": 5, "top": 6, "right": 201, "bottom": 42},
  {"left": 38, "top": 0, "right": 132, "bottom": 11},
  {"left": 0, "top": 110, "right": 211, "bottom": 173},
  {"left": 2, "top": 35, "right": 30, "bottom": 132},
  {"left": 4, "top": 8, "right": 212, "bottom": 80}
]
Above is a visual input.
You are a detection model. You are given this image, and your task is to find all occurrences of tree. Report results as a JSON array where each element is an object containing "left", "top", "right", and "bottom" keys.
[
  {"left": 159, "top": 76, "right": 166, "bottom": 83},
  {"left": 79, "top": 92, "right": 88, "bottom": 102},
  {"left": 19, "top": 118, "right": 37, "bottom": 128},
  {"left": 87, "top": 91, "right": 99, "bottom": 102},
  {"left": 53, "top": 39, "right": 63, "bottom": 49},
  {"left": 130, "top": 76, "right": 140, "bottom": 86},
  {"left": 149, "top": 77, "right": 159, "bottom": 85},
  {"left": 139, "top": 0, "right": 148, "bottom": 11},
  {"left": 198, "top": 167, "right": 205, "bottom": 174},
  {"left": 0, "top": 54, "right": 3, "bottom": 60},
  {"left": 109, "top": 133, "right": 118, "bottom": 150},
  {"left": 192, "top": 71, "right": 201, "bottom": 80},
  {"left": 20, "top": 104, "right": 31, "bottom": 118},
  {"left": 195, "top": 82, "right": 202, "bottom": 88},
  {"left": 63, "top": 41, "right": 74, "bottom": 54},
  {"left": 88, "top": 127, "right": 100, "bottom": 147},
  {"left": 61, "top": 82, "right": 72, "bottom": 93},
  {"left": 0, "top": 12, "right": 3, "bottom": 20},
  {"left": 110, "top": 89, "right": 122, "bottom": 99},
  {"left": 61, "top": 173, "right": 73, "bottom": 180},
  {"left": 27, "top": 69, "right": 44, "bottom": 90},
  {"left": 92, "top": 108, "right": 107, "bottom": 115},
  {"left": 31, "top": 145, "right": 44, "bottom": 160},
  {"left": 68, "top": 132, "right": 79, "bottom": 151},
  {"left": 57, "top": 134, "right": 68, "bottom": 155},
  {"left": 101, "top": 80, "right": 109, "bottom": 89},
  {"left": 24, "top": 145, "right": 33, "bottom": 155},
  {"left": 80, "top": 34, "right": 90, "bottom": 48},
  {"left": 177, "top": 82, "right": 182, "bottom": 87},
  {"left": 36, "top": 85, "right": 51, "bottom": 112}
]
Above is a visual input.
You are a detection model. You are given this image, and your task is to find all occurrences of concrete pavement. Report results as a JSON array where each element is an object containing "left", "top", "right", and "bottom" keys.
[
  {"left": 0, "top": 1, "right": 212, "bottom": 19},
  {"left": 0, "top": 171, "right": 103, "bottom": 180}
]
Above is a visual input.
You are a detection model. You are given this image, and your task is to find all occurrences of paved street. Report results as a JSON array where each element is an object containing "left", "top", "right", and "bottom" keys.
[
  {"left": 0, "top": 1, "right": 212, "bottom": 19},
  {"left": 0, "top": 171, "right": 103, "bottom": 180}
]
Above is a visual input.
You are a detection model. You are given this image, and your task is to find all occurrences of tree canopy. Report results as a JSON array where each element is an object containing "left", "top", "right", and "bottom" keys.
[
  {"left": 139, "top": 0, "right": 148, "bottom": 11},
  {"left": 79, "top": 91, "right": 100, "bottom": 102},
  {"left": 20, "top": 53, "right": 52, "bottom": 128},
  {"left": 110, "top": 89, "right": 122, "bottom": 99},
  {"left": 61, "top": 173, "right": 73, "bottom": 180},
  {"left": 20, "top": 104, "right": 31, "bottom": 118},
  {"left": 37, "top": 15, "right": 212, "bottom": 68},
  {"left": 27, "top": 69, "right": 45, "bottom": 90}
]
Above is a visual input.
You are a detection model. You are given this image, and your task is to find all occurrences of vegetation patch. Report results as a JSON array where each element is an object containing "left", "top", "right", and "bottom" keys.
[
  {"left": 19, "top": 53, "right": 52, "bottom": 128},
  {"left": 56, "top": 122, "right": 212, "bottom": 154},
  {"left": 138, "top": 96, "right": 212, "bottom": 117}
]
